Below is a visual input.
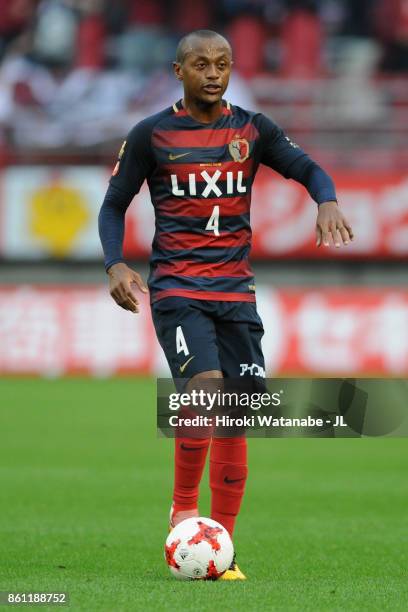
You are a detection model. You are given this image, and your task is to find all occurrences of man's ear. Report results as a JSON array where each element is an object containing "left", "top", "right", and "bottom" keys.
[{"left": 173, "top": 61, "right": 183, "bottom": 81}]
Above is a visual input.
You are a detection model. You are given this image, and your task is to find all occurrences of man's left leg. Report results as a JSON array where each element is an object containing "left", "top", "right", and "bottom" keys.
[
  {"left": 212, "top": 301, "right": 265, "bottom": 535},
  {"left": 213, "top": 301, "right": 265, "bottom": 580},
  {"left": 209, "top": 436, "right": 248, "bottom": 537}
]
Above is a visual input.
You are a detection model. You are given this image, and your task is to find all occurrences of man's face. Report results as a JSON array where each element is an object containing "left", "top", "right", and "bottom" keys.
[{"left": 174, "top": 38, "right": 232, "bottom": 105}]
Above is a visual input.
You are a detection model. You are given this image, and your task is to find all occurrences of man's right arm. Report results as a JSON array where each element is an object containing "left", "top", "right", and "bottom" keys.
[
  {"left": 98, "top": 184, "right": 148, "bottom": 313},
  {"left": 98, "top": 183, "right": 132, "bottom": 272},
  {"left": 98, "top": 120, "right": 155, "bottom": 312}
]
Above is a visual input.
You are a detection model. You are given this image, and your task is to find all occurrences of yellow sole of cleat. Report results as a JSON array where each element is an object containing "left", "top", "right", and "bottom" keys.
[{"left": 219, "top": 565, "right": 246, "bottom": 580}]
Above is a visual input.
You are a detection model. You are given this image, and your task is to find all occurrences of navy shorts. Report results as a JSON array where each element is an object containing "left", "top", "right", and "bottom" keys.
[{"left": 151, "top": 297, "right": 265, "bottom": 381}]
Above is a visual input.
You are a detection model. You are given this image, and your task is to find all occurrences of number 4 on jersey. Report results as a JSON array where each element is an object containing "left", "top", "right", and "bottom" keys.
[{"left": 205, "top": 205, "right": 220, "bottom": 236}]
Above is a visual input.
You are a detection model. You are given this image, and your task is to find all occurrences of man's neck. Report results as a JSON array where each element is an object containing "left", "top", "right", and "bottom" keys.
[{"left": 181, "top": 97, "right": 223, "bottom": 124}]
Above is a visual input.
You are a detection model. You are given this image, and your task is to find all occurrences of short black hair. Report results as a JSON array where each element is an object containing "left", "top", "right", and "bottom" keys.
[{"left": 175, "top": 30, "right": 231, "bottom": 64}]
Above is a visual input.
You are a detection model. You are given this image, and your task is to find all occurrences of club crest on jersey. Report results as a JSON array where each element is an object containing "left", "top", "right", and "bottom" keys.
[{"left": 229, "top": 138, "right": 249, "bottom": 163}]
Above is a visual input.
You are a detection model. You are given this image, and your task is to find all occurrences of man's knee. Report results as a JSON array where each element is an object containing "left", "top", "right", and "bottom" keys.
[
  {"left": 186, "top": 369, "right": 223, "bottom": 395},
  {"left": 189, "top": 369, "right": 223, "bottom": 386}
]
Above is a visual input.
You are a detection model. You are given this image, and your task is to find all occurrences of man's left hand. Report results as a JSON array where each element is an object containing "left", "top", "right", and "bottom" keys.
[{"left": 316, "top": 201, "right": 354, "bottom": 248}]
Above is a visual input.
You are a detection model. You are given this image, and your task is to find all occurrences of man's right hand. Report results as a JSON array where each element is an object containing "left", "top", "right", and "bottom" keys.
[{"left": 107, "top": 262, "right": 148, "bottom": 313}]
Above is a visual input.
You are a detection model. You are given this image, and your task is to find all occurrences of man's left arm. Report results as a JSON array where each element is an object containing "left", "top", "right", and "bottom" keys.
[
  {"left": 255, "top": 113, "right": 354, "bottom": 248},
  {"left": 285, "top": 157, "right": 354, "bottom": 248}
]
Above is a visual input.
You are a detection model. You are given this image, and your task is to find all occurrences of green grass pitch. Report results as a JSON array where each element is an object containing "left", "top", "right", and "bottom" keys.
[{"left": 0, "top": 378, "right": 407, "bottom": 611}]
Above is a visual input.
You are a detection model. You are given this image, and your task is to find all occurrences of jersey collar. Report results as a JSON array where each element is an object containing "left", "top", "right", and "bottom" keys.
[{"left": 172, "top": 99, "right": 232, "bottom": 116}]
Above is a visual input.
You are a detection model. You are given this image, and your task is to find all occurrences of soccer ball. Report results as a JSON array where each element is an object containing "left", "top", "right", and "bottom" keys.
[{"left": 165, "top": 517, "right": 234, "bottom": 580}]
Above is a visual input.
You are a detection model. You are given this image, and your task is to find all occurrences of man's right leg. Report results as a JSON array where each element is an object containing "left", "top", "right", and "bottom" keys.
[
  {"left": 171, "top": 369, "right": 222, "bottom": 527},
  {"left": 150, "top": 298, "right": 221, "bottom": 528}
]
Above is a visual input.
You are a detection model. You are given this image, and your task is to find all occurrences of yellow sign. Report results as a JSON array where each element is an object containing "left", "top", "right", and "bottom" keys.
[{"left": 29, "top": 183, "right": 90, "bottom": 256}]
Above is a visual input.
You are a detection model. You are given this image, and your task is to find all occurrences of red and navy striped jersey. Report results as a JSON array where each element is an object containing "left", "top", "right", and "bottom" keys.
[{"left": 109, "top": 99, "right": 307, "bottom": 304}]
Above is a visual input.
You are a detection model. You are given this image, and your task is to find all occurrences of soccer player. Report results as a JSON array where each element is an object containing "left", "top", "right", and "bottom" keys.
[{"left": 98, "top": 30, "right": 353, "bottom": 580}]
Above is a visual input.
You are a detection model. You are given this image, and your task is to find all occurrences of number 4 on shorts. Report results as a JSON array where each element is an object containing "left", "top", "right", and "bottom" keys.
[{"left": 176, "top": 325, "right": 189, "bottom": 356}]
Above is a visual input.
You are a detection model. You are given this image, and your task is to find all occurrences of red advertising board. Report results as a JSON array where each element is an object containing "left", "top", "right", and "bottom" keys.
[{"left": 0, "top": 285, "right": 407, "bottom": 376}]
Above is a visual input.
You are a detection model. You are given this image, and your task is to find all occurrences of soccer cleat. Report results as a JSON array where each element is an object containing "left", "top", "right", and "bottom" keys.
[{"left": 219, "top": 553, "right": 246, "bottom": 580}]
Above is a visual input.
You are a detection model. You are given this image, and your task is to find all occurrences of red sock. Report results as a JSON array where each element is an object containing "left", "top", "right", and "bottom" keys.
[
  {"left": 210, "top": 437, "right": 248, "bottom": 537},
  {"left": 173, "top": 437, "right": 211, "bottom": 513}
]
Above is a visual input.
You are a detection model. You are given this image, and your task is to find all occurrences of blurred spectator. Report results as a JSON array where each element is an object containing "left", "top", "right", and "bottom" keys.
[
  {"left": 113, "top": 0, "right": 175, "bottom": 73},
  {"left": 33, "top": 0, "right": 77, "bottom": 67}
]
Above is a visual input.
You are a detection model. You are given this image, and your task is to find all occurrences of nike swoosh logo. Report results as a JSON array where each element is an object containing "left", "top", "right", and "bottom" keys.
[
  {"left": 179, "top": 355, "right": 195, "bottom": 373},
  {"left": 181, "top": 443, "right": 208, "bottom": 451},
  {"left": 169, "top": 152, "right": 191, "bottom": 160},
  {"left": 224, "top": 476, "right": 246, "bottom": 484}
]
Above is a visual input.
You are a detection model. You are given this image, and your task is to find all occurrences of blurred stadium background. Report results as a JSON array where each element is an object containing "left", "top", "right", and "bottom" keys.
[
  {"left": 0, "top": 0, "right": 407, "bottom": 378},
  {"left": 2, "top": 6, "right": 407, "bottom": 606}
]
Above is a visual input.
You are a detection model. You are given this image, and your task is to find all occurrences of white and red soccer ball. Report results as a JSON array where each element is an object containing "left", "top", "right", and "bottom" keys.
[{"left": 165, "top": 517, "right": 234, "bottom": 580}]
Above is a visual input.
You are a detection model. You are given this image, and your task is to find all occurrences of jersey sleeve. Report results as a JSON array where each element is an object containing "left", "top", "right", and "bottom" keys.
[
  {"left": 254, "top": 113, "right": 307, "bottom": 177},
  {"left": 109, "top": 118, "right": 156, "bottom": 196},
  {"left": 99, "top": 118, "right": 156, "bottom": 271},
  {"left": 253, "top": 113, "right": 337, "bottom": 205}
]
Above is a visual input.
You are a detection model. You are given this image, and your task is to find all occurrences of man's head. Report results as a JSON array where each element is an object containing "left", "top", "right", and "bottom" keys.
[{"left": 173, "top": 30, "right": 232, "bottom": 106}]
